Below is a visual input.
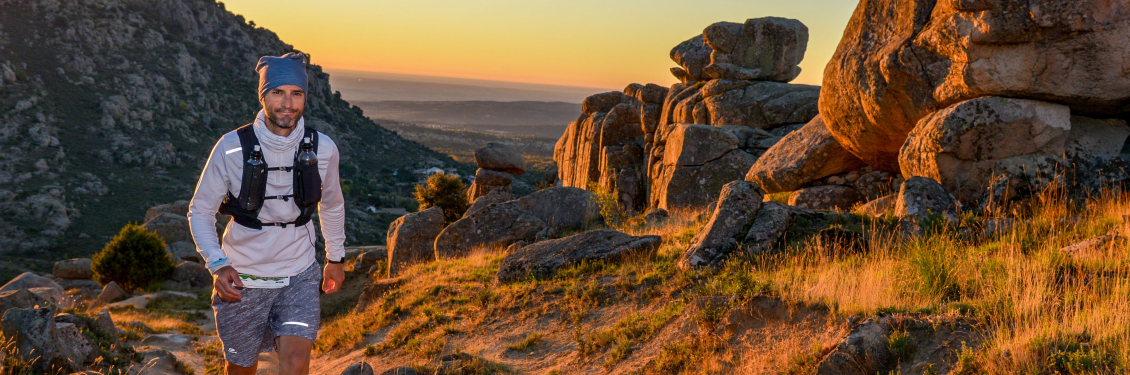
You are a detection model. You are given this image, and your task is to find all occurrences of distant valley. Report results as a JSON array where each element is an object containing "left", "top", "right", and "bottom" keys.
[
  {"left": 355, "top": 100, "right": 575, "bottom": 139},
  {"left": 327, "top": 69, "right": 605, "bottom": 167}
]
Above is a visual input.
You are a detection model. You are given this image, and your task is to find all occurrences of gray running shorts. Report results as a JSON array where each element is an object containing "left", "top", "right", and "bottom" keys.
[{"left": 211, "top": 261, "right": 322, "bottom": 368}]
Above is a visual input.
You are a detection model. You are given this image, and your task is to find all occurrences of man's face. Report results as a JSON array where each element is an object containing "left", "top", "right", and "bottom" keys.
[{"left": 261, "top": 84, "right": 305, "bottom": 129}]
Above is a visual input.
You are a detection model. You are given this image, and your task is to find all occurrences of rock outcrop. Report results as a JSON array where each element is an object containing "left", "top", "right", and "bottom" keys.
[
  {"left": 555, "top": 17, "right": 818, "bottom": 213},
  {"left": 821, "top": 0, "right": 1130, "bottom": 173},
  {"left": 434, "top": 187, "right": 600, "bottom": 259},
  {"left": 497, "top": 230, "right": 661, "bottom": 283},
  {"left": 467, "top": 143, "right": 526, "bottom": 202}
]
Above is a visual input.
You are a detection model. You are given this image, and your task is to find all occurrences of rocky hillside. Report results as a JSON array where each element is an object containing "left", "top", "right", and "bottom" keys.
[{"left": 0, "top": 0, "right": 459, "bottom": 258}]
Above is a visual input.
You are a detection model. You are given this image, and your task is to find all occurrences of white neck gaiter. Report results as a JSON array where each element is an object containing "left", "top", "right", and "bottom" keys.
[{"left": 252, "top": 109, "right": 305, "bottom": 154}]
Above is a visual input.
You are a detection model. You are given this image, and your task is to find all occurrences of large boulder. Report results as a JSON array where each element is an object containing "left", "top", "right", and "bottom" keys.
[
  {"left": 474, "top": 142, "right": 526, "bottom": 175},
  {"left": 142, "top": 212, "right": 192, "bottom": 244},
  {"left": 497, "top": 230, "right": 661, "bottom": 283},
  {"left": 513, "top": 187, "right": 601, "bottom": 229},
  {"left": 659, "top": 80, "right": 819, "bottom": 130},
  {"left": 900, "top": 97, "right": 1071, "bottom": 203},
  {"left": 0, "top": 272, "right": 64, "bottom": 295},
  {"left": 678, "top": 181, "right": 764, "bottom": 269},
  {"left": 702, "top": 17, "right": 809, "bottom": 82},
  {"left": 386, "top": 207, "right": 445, "bottom": 277},
  {"left": 52, "top": 258, "right": 92, "bottom": 279},
  {"left": 433, "top": 202, "right": 547, "bottom": 259},
  {"left": 746, "top": 115, "right": 866, "bottom": 193},
  {"left": 652, "top": 124, "right": 757, "bottom": 211},
  {"left": 821, "top": 0, "right": 1130, "bottom": 171},
  {"left": 1, "top": 307, "right": 78, "bottom": 372},
  {"left": 701, "top": 80, "right": 820, "bottom": 129}
]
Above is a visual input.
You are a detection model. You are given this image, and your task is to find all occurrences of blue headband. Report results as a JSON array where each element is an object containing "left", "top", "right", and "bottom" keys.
[{"left": 256, "top": 52, "right": 308, "bottom": 99}]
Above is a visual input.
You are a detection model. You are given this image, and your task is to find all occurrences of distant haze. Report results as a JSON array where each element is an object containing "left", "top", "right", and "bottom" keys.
[
  {"left": 328, "top": 69, "right": 611, "bottom": 103},
  {"left": 221, "top": 0, "right": 857, "bottom": 88}
]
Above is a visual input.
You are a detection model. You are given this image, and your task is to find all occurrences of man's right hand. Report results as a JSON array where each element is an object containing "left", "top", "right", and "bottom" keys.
[{"left": 213, "top": 266, "right": 244, "bottom": 301}]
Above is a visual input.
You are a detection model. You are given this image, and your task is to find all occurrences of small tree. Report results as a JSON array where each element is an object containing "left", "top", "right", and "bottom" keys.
[
  {"left": 414, "top": 172, "right": 469, "bottom": 224},
  {"left": 92, "top": 223, "right": 176, "bottom": 292}
]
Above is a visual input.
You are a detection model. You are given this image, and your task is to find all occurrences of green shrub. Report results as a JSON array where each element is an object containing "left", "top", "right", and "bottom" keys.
[
  {"left": 92, "top": 223, "right": 176, "bottom": 292},
  {"left": 414, "top": 173, "right": 469, "bottom": 224}
]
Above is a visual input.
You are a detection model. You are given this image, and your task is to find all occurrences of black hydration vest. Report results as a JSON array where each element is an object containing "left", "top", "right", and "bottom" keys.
[{"left": 219, "top": 124, "right": 323, "bottom": 229}]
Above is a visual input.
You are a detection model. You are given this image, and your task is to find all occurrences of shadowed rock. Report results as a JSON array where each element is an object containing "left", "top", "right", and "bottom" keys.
[
  {"left": 386, "top": 207, "right": 445, "bottom": 277},
  {"left": 497, "top": 230, "right": 661, "bottom": 283},
  {"left": 900, "top": 97, "right": 1072, "bottom": 203},
  {"left": 746, "top": 115, "right": 865, "bottom": 193},
  {"left": 895, "top": 177, "right": 960, "bottom": 235},
  {"left": 788, "top": 185, "right": 864, "bottom": 211},
  {"left": 678, "top": 180, "right": 764, "bottom": 269}
]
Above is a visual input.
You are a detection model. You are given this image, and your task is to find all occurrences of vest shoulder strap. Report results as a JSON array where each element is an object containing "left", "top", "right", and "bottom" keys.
[{"left": 234, "top": 124, "right": 258, "bottom": 169}]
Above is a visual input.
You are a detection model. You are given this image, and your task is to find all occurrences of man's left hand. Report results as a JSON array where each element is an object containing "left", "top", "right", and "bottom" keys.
[{"left": 322, "top": 262, "right": 345, "bottom": 293}]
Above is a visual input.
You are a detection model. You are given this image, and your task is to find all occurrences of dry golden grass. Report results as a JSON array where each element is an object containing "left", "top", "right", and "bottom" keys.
[
  {"left": 108, "top": 307, "right": 203, "bottom": 335},
  {"left": 319, "top": 187, "right": 1130, "bottom": 373}
]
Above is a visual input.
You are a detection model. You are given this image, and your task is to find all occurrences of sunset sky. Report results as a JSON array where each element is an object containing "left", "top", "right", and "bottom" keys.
[{"left": 220, "top": 0, "right": 858, "bottom": 90}]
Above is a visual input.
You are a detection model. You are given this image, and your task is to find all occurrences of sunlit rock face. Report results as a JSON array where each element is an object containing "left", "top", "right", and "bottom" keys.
[{"left": 821, "top": 0, "right": 1130, "bottom": 172}]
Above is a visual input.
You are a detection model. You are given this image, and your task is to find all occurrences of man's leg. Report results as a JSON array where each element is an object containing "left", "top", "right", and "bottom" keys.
[
  {"left": 226, "top": 361, "right": 258, "bottom": 375},
  {"left": 276, "top": 335, "right": 313, "bottom": 375}
]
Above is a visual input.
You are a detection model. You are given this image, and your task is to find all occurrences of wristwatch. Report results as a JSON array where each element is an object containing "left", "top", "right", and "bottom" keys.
[{"left": 326, "top": 256, "right": 344, "bottom": 264}]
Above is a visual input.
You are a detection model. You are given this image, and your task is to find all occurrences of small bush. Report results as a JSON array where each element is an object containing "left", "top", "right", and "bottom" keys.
[
  {"left": 92, "top": 223, "right": 176, "bottom": 292},
  {"left": 588, "top": 182, "right": 629, "bottom": 227},
  {"left": 414, "top": 173, "right": 469, "bottom": 224}
]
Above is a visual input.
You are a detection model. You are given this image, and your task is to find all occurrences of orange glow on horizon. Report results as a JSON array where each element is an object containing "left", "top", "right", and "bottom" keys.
[{"left": 220, "top": 0, "right": 856, "bottom": 91}]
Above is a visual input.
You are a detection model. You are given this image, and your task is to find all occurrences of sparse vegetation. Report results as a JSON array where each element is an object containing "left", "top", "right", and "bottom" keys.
[
  {"left": 316, "top": 186, "right": 1130, "bottom": 373},
  {"left": 506, "top": 333, "right": 543, "bottom": 352},
  {"left": 91, "top": 223, "right": 176, "bottom": 292},
  {"left": 414, "top": 172, "right": 470, "bottom": 224}
]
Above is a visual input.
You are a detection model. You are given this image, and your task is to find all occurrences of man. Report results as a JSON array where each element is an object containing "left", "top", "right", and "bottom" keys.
[{"left": 188, "top": 52, "right": 346, "bottom": 375}]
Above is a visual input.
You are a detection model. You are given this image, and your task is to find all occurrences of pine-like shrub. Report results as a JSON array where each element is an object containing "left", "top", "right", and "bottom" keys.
[
  {"left": 414, "top": 172, "right": 469, "bottom": 224},
  {"left": 92, "top": 223, "right": 176, "bottom": 292}
]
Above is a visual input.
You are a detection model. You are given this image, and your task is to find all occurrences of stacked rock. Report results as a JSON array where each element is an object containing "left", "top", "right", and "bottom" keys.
[
  {"left": 555, "top": 17, "right": 821, "bottom": 213},
  {"left": 468, "top": 143, "right": 525, "bottom": 203}
]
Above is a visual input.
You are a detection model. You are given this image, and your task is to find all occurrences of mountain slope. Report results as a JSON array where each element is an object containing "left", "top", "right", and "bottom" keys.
[{"left": 0, "top": 0, "right": 457, "bottom": 258}]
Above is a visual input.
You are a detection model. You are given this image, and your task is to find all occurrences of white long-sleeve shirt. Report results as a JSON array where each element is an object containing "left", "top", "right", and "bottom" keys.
[{"left": 187, "top": 121, "right": 346, "bottom": 278}]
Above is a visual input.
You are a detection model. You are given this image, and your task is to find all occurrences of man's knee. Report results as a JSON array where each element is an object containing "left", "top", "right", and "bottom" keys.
[{"left": 277, "top": 335, "right": 313, "bottom": 368}]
